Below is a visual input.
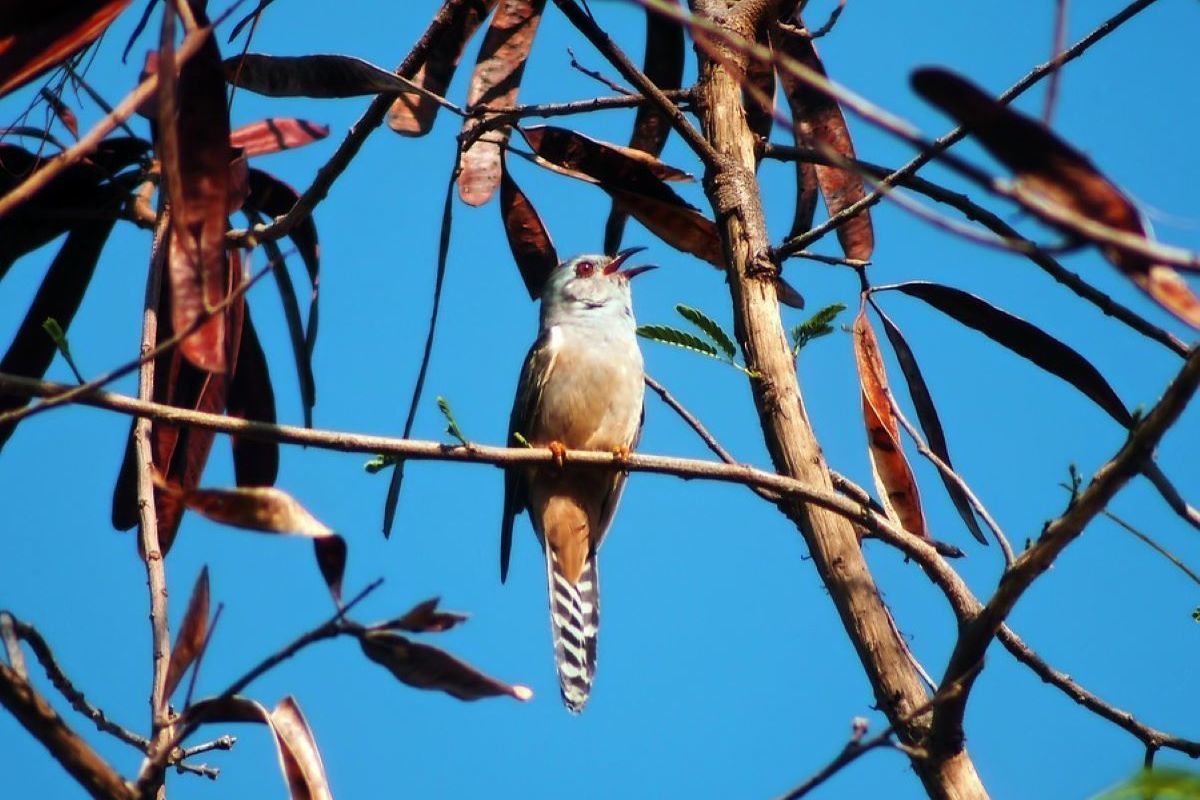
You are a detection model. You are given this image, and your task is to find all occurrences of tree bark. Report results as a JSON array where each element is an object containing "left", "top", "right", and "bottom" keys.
[{"left": 689, "top": 3, "right": 987, "bottom": 797}]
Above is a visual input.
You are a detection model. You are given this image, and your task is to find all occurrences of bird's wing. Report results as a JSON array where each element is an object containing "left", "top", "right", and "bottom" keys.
[{"left": 501, "top": 327, "right": 560, "bottom": 582}]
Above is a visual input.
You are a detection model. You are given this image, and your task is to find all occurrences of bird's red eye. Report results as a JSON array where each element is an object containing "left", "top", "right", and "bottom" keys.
[{"left": 575, "top": 260, "right": 595, "bottom": 278}]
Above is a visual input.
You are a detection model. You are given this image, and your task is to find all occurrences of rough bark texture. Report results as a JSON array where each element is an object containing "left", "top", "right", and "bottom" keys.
[{"left": 689, "top": 2, "right": 987, "bottom": 797}]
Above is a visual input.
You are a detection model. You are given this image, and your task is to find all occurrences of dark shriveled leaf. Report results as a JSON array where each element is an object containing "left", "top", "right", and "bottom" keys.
[
  {"left": 0, "top": 217, "right": 115, "bottom": 450},
  {"left": 244, "top": 170, "right": 319, "bottom": 425},
  {"left": 388, "top": 0, "right": 499, "bottom": 136},
  {"left": 377, "top": 597, "right": 469, "bottom": 634},
  {"left": 358, "top": 630, "right": 532, "bottom": 702},
  {"left": 166, "top": 481, "right": 345, "bottom": 602},
  {"left": 890, "top": 281, "right": 1132, "bottom": 427},
  {"left": 523, "top": 125, "right": 692, "bottom": 184},
  {"left": 912, "top": 67, "right": 1200, "bottom": 328},
  {"left": 457, "top": 0, "right": 548, "bottom": 206},
  {"left": 224, "top": 53, "right": 412, "bottom": 98},
  {"left": 520, "top": 126, "right": 719, "bottom": 266},
  {"left": 609, "top": 189, "right": 722, "bottom": 267},
  {"left": 0, "top": 144, "right": 141, "bottom": 279},
  {"left": 161, "top": 2, "right": 233, "bottom": 373},
  {"left": 771, "top": 20, "right": 873, "bottom": 260},
  {"left": 163, "top": 566, "right": 210, "bottom": 699},
  {"left": 230, "top": 118, "right": 330, "bottom": 158},
  {"left": 604, "top": 0, "right": 684, "bottom": 252},
  {"left": 500, "top": 156, "right": 557, "bottom": 300},
  {"left": 244, "top": 169, "right": 320, "bottom": 288},
  {"left": 313, "top": 538, "right": 346, "bottom": 606},
  {"left": 0, "top": 0, "right": 133, "bottom": 98},
  {"left": 853, "top": 305, "right": 928, "bottom": 539},
  {"left": 872, "top": 302, "right": 987, "bottom": 545},
  {"left": 226, "top": 309, "right": 279, "bottom": 487},
  {"left": 245, "top": 209, "right": 315, "bottom": 427}
]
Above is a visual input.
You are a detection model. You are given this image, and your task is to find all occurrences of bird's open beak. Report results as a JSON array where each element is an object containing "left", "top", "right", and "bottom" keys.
[
  {"left": 603, "top": 246, "right": 647, "bottom": 274},
  {"left": 605, "top": 246, "right": 656, "bottom": 279},
  {"left": 620, "top": 264, "right": 658, "bottom": 280}
]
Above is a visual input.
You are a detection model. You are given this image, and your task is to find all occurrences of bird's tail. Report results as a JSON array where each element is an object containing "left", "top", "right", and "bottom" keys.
[{"left": 544, "top": 549, "right": 600, "bottom": 713}]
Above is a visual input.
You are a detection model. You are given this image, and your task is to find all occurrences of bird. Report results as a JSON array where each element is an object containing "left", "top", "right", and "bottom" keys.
[{"left": 501, "top": 248, "right": 655, "bottom": 713}]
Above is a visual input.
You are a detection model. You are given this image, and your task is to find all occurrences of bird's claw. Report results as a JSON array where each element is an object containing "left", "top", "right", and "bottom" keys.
[
  {"left": 611, "top": 445, "right": 632, "bottom": 466},
  {"left": 548, "top": 441, "right": 568, "bottom": 468}
]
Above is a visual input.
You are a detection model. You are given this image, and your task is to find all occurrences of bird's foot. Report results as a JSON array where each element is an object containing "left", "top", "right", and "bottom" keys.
[
  {"left": 548, "top": 440, "right": 568, "bottom": 468},
  {"left": 611, "top": 445, "right": 632, "bottom": 466}
]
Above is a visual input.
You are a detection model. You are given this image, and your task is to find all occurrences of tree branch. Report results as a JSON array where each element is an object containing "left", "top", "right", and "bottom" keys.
[
  {"left": 686, "top": 0, "right": 988, "bottom": 795},
  {"left": 0, "top": 371, "right": 941, "bottom": 554},
  {"left": 0, "top": 663, "right": 134, "bottom": 800},
  {"left": 996, "top": 625, "right": 1200, "bottom": 758},
  {"left": 137, "top": 205, "right": 170, "bottom": 798},
  {"left": 3, "top": 614, "right": 149, "bottom": 751},
  {"left": 931, "top": 345, "right": 1200, "bottom": 757}
]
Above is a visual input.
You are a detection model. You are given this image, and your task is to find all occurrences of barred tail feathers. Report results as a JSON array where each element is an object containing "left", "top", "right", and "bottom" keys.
[{"left": 545, "top": 549, "right": 600, "bottom": 713}]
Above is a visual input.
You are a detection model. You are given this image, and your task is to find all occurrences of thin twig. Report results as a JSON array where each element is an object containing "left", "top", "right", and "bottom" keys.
[
  {"left": 644, "top": 374, "right": 780, "bottom": 503},
  {"left": 997, "top": 624, "right": 1200, "bottom": 757},
  {"left": 777, "top": 674, "right": 973, "bottom": 800},
  {"left": 137, "top": 205, "right": 171, "bottom": 795},
  {"left": 3, "top": 615, "right": 149, "bottom": 750},
  {"left": 1042, "top": 0, "right": 1070, "bottom": 124},
  {"left": 566, "top": 47, "right": 633, "bottom": 95},
  {"left": 382, "top": 149, "right": 460, "bottom": 536},
  {"left": 803, "top": 0, "right": 847, "bottom": 39},
  {"left": 1100, "top": 508, "right": 1200, "bottom": 587},
  {"left": 0, "top": 256, "right": 276, "bottom": 431},
  {"left": 790, "top": 250, "right": 869, "bottom": 268},
  {"left": 1142, "top": 463, "right": 1200, "bottom": 532},
  {"left": 0, "top": 663, "right": 135, "bottom": 800},
  {"left": 550, "top": 0, "right": 722, "bottom": 170},
  {"left": 762, "top": 142, "right": 1188, "bottom": 357}
]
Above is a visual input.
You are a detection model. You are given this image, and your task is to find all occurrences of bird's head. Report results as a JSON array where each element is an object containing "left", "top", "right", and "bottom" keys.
[{"left": 540, "top": 248, "right": 656, "bottom": 326}]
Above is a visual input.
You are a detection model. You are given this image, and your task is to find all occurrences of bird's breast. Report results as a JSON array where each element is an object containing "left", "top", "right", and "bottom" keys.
[{"left": 531, "top": 326, "right": 644, "bottom": 452}]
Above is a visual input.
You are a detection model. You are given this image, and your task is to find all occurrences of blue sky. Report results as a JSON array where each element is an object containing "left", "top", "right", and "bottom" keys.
[{"left": 2, "top": 1, "right": 1198, "bottom": 797}]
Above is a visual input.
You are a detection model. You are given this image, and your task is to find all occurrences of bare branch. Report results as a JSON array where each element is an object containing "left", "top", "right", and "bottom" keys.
[
  {"left": 0, "top": 663, "right": 134, "bottom": 800},
  {"left": 931, "top": 345, "right": 1200, "bottom": 758},
  {"left": 996, "top": 625, "right": 1200, "bottom": 758},
  {"left": 2, "top": 614, "right": 149, "bottom": 751}
]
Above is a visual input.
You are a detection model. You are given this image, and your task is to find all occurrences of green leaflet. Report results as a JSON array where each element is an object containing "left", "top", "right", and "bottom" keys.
[
  {"left": 1097, "top": 768, "right": 1200, "bottom": 799},
  {"left": 675, "top": 304, "right": 736, "bottom": 360},
  {"left": 636, "top": 324, "right": 721, "bottom": 360},
  {"left": 436, "top": 395, "right": 469, "bottom": 447},
  {"left": 791, "top": 302, "right": 846, "bottom": 355}
]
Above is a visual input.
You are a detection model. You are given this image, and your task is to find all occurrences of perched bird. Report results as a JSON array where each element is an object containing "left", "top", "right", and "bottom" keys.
[{"left": 501, "top": 248, "right": 655, "bottom": 713}]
